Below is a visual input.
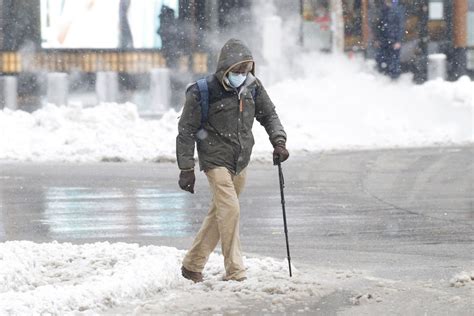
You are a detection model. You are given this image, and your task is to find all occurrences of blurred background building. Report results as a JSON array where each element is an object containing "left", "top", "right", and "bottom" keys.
[{"left": 0, "top": 0, "right": 472, "bottom": 112}]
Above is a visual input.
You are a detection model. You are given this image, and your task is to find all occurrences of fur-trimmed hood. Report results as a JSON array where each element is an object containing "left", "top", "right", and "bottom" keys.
[{"left": 215, "top": 38, "right": 255, "bottom": 91}]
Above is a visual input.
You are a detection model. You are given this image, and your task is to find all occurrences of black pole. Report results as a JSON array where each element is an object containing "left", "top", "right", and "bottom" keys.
[{"left": 277, "top": 160, "right": 292, "bottom": 277}]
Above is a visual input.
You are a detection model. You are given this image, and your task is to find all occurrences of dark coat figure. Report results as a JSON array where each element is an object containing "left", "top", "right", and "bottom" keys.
[
  {"left": 374, "top": 0, "right": 405, "bottom": 79},
  {"left": 119, "top": 0, "right": 133, "bottom": 48},
  {"left": 177, "top": 39, "right": 287, "bottom": 175},
  {"left": 157, "top": 6, "right": 179, "bottom": 68},
  {"left": 176, "top": 39, "right": 289, "bottom": 283}
]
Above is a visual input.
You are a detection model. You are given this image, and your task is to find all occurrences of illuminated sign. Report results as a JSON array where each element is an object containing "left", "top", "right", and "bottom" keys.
[{"left": 40, "top": 0, "right": 178, "bottom": 49}]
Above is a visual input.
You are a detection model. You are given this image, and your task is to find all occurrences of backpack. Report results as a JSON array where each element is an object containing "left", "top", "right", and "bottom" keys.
[{"left": 196, "top": 77, "right": 257, "bottom": 129}]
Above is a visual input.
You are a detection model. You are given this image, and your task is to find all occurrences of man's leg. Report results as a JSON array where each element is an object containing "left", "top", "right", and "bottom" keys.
[
  {"left": 182, "top": 167, "right": 247, "bottom": 280},
  {"left": 182, "top": 190, "right": 220, "bottom": 274},
  {"left": 225, "top": 168, "right": 247, "bottom": 280},
  {"left": 388, "top": 48, "right": 401, "bottom": 79},
  {"left": 208, "top": 167, "right": 247, "bottom": 280},
  {"left": 376, "top": 48, "right": 386, "bottom": 74}
]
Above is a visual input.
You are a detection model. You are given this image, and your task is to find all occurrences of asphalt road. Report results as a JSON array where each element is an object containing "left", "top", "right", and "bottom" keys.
[{"left": 1, "top": 145, "right": 473, "bottom": 314}]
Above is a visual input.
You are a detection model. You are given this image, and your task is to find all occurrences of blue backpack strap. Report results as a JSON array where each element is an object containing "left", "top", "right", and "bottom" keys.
[
  {"left": 196, "top": 78, "right": 209, "bottom": 129},
  {"left": 251, "top": 86, "right": 258, "bottom": 101}
]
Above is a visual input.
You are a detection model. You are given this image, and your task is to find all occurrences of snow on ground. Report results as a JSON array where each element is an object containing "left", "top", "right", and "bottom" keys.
[
  {"left": 1, "top": 241, "right": 471, "bottom": 314},
  {"left": 0, "top": 103, "right": 178, "bottom": 162},
  {"left": 0, "top": 241, "right": 329, "bottom": 314},
  {"left": 0, "top": 53, "right": 472, "bottom": 163},
  {"left": 450, "top": 271, "right": 474, "bottom": 288}
]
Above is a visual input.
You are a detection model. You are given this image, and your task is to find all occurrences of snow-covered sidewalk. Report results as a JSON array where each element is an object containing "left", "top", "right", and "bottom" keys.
[
  {"left": 1, "top": 241, "right": 472, "bottom": 314},
  {"left": 0, "top": 241, "right": 329, "bottom": 314}
]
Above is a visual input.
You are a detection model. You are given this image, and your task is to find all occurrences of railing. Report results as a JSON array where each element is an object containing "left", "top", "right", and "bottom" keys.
[{"left": 0, "top": 49, "right": 208, "bottom": 74}]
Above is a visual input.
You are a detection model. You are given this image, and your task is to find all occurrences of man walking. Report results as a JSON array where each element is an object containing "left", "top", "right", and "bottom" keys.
[
  {"left": 374, "top": 0, "right": 405, "bottom": 79},
  {"left": 176, "top": 38, "right": 289, "bottom": 282}
]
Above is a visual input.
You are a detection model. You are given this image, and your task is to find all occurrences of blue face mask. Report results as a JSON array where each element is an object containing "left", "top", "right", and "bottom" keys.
[{"left": 228, "top": 72, "right": 247, "bottom": 88}]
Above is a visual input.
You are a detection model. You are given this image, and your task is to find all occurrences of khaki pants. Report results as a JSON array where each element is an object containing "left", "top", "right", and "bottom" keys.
[{"left": 182, "top": 167, "right": 247, "bottom": 280}]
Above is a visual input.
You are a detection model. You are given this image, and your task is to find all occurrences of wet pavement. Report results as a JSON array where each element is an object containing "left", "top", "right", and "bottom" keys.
[{"left": 1, "top": 146, "right": 473, "bottom": 314}]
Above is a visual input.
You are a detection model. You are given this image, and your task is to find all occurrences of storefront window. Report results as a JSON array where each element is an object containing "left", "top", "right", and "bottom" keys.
[
  {"left": 468, "top": 0, "right": 474, "bottom": 70},
  {"left": 302, "top": 0, "right": 331, "bottom": 50},
  {"left": 468, "top": 0, "right": 474, "bottom": 47},
  {"left": 302, "top": 0, "right": 330, "bottom": 22},
  {"left": 40, "top": 0, "right": 178, "bottom": 49}
]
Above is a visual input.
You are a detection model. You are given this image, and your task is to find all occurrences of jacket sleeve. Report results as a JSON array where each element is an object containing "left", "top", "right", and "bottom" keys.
[
  {"left": 176, "top": 84, "right": 201, "bottom": 170},
  {"left": 254, "top": 80, "right": 287, "bottom": 146}
]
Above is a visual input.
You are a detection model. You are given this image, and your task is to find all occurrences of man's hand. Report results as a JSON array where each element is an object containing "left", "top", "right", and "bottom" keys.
[
  {"left": 273, "top": 141, "right": 289, "bottom": 165},
  {"left": 179, "top": 169, "right": 195, "bottom": 194}
]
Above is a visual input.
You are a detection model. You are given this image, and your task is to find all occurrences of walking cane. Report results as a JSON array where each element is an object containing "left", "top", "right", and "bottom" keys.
[{"left": 276, "top": 158, "right": 292, "bottom": 277}]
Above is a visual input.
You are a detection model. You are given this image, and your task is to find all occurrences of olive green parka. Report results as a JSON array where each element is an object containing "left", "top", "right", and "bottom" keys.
[{"left": 176, "top": 38, "right": 287, "bottom": 175}]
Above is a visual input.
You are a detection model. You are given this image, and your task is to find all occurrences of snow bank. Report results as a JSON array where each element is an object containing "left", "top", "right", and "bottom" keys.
[
  {"left": 0, "top": 103, "right": 178, "bottom": 162},
  {"left": 449, "top": 271, "right": 474, "bottom": 288},
  {"left": 0, "top": 54, "right": 472, "bottom": 162},
  {"left": 0, "top": 241, "right": 325, "bottom": 314},
  {"left": 262, "top": 54, "right": 473, "bottom": 152}
]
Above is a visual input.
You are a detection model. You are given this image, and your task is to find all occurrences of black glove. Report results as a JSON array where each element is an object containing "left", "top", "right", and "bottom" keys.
[
  {"left": 179, "top": 169, "right": 195, "bottom": 194},
  {"left": 273, "top": 141, "right": 289, "bottom": 165}
]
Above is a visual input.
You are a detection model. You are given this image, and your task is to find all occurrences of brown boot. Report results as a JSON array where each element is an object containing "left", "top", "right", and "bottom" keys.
[{"left": 181, "top": 266, "right": 203, "bottom": 283}]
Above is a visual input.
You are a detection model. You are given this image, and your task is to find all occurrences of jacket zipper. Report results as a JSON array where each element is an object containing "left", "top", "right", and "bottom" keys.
[{"left": 236, "top": 93, "right": 243, "bottom": 173}]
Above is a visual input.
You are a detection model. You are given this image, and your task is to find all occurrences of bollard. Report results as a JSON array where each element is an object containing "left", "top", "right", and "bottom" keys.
[
  {"left": 262, "top": 16, "right": 285, "bottom": 86},
  {"left": 428, "top": 54, "right": 447, "bottom": 80},
  {"left": 262, "top": 16, "right": 283, "bottom": 64},
  {"left": 47, "top": 72, "right": 69, "bottom": 106},
  {"left": 0, "top": 76, "right": 18, "bottom": 110},
  {"left": 149, "top": 68, "right": 171, "bottom": 113},
  {"left": 96, "top": 72, "right": 119, "bottom": 103}
]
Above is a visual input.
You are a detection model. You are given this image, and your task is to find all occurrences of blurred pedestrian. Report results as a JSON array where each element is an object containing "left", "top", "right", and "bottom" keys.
[
  {"left": 176, "top": 39, "right": 289, "bottom": 282},
  {"left": 373, "top": 0, "right": 405, "bottom": 79},
  {"left": 119, "top": 0, "right": 133, "bottom": 48},
  {"left": 157, "top": 5, "right": 179, "bottom": 68}
]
